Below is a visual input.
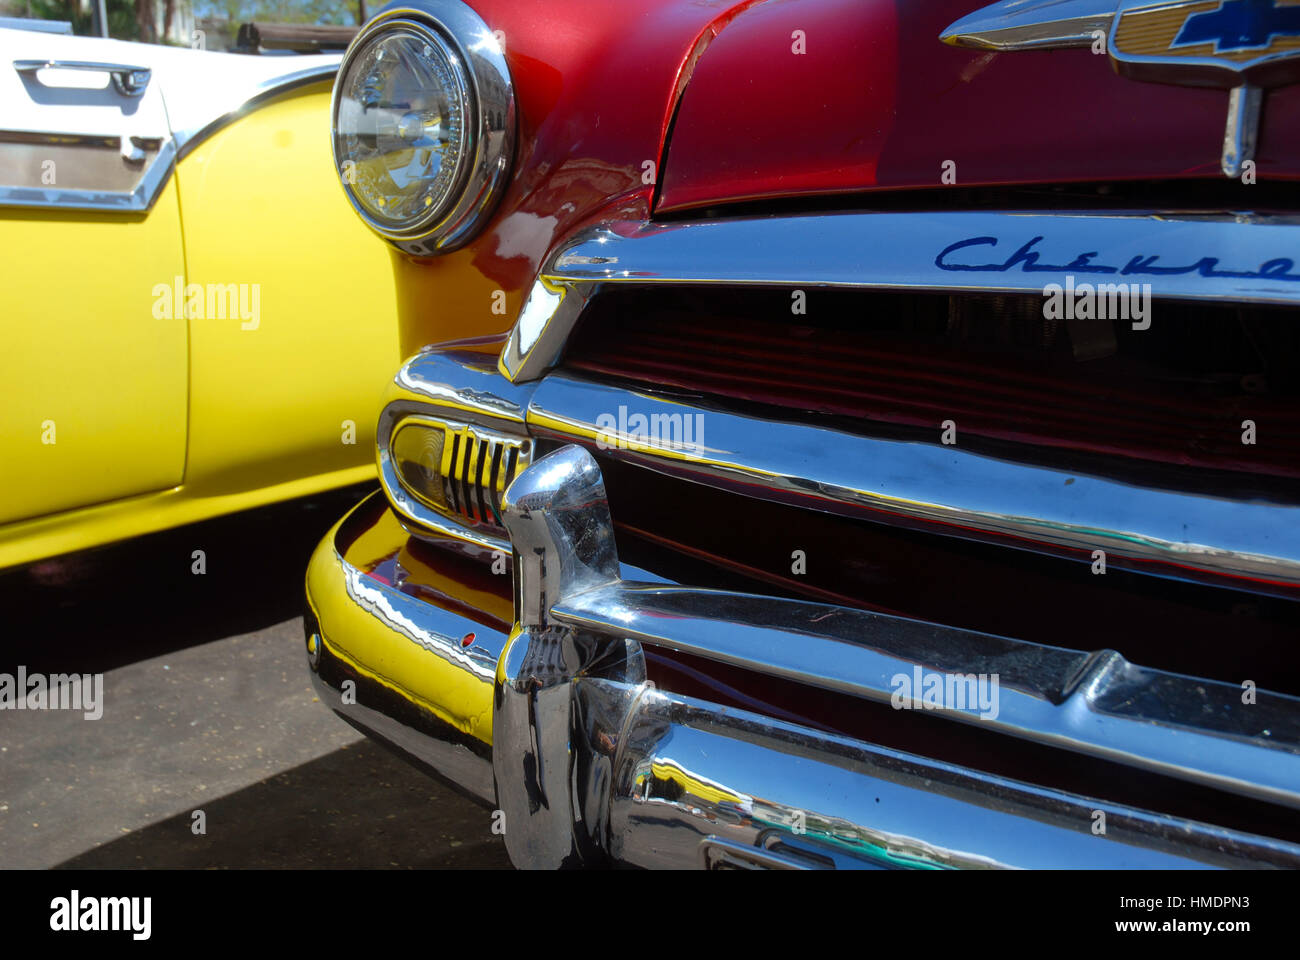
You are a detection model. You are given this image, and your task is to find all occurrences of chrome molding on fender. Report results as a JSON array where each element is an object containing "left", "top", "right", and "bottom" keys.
[
  {"left": 500, "top": 211, "right": 1300, "bottom": 382},
  {"left": 939, "top": 0, "right": 1115, "bottom": 50},
  {"left": 170, "top": 61, "right": 340, "bottom": 159},
  {"left": 0, "top": 25, "right": 339, "bottom": 211}
]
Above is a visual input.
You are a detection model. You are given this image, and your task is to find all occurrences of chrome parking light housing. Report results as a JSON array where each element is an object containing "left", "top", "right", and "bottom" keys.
[{"left": 331, "top": 0, "right": 515, "bottom": 255}]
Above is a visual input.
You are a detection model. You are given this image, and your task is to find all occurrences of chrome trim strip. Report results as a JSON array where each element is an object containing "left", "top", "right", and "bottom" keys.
[
  {"left": 552, "top": 582, "right": 1300, "bottom": 809},
  {"left": 525, "top": 370, "right": 1300, "bottom": 589},
  {"left": 0, "top": 134, "right": 174, "bottom": 212},
  {"left": 604, "top": 680, "right": 1298, "bottom": 869},
  {"left": 171, "top": 61, "right": 339, "bottom": 159},
  {"left": 500, "top": 211, "right": 1300, "bottom": 382},
  {"left": 939, "top": 0, "right": 1115, "bottom": 50},
  {"left": 389, "top": 349, "right": 539, "bottom": 425}
]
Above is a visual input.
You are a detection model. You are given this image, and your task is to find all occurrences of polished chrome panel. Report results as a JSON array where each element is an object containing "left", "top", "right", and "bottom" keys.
[
  {"left": 14, "top": 58, "right": 150, "bottom": 96},
  {"left": 552, "top": 582, "right": 1300, "bottom": 809},
  {"left": 331, "top": 0, "right": 516, "bottom": 255},
  {"left": 0, "top": 132, "right": 175, "bottom": 212},
  {"left": 493, "top": 444, "right": 641, "bottom": 867},
  {"left": 377, "top": 350, "right": 539, "bottom": 558},
  {"left": 525, "top": 370, "right": 1300, "bottom": 589},
  {"left": 501, "top": 211, "right": 1300, "bottom": 382},
  {"left": 501, "top": 443, "right": 622, "bottom": 629},
  {"left": 939, "top": 0, "right": 1114, "bottom": 50},
  {"left": 605, "top": 681, "right": 1299, "bottom": 869},
  {"left": 304, "top": 492, "right": 504, "bottom": 804}
]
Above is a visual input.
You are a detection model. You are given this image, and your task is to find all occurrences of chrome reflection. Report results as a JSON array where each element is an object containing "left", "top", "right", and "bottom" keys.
[
  {"left": 483, "top": 444, "right": 1300, "bottom": 868},
  {"left": 551, "top": 582, "right": 1300, "bottom": 809},
  {"left": 526, "top": 371, "right": 1300, "bottom": 590},
  {"left": 494, "top": 444, "right": 643, "bottom": 868},
  {"left": 500, "top": 211, "right": 1300, "bottom": 383},
  {"left": 606, "top": 683, "right": 1300, "bottom": 869},
  {"left": 304, "top": 456, "right": 1300, "bottom": 867},
  {"left": 304, "top": 492, "right": 505, "bottom": 803},
  {"left": 378, "top": 350, "right": 538, "bottom": 558}
]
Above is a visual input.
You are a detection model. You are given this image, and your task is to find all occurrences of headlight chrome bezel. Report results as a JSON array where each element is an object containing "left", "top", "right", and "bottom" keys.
[{"left": 331, "top": 0, "right": 515, "bottom": 255}]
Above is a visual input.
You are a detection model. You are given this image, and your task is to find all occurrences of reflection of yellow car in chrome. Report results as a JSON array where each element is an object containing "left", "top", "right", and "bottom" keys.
[{"left": 0, "top": 22, "right": 399, "bottom": 570}]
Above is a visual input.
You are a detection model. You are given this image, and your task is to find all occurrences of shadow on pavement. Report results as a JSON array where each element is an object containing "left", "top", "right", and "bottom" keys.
[
  {"left": 2, "top": 484, "right": 377, "bottom": 676},
  {"left": 54, "top": 740, "right": 512, "bottom": 869}
]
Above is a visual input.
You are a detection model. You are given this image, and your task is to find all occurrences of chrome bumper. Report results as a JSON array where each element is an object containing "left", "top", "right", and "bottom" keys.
[{"left": 306, "top": 458, "right": 1300, "bottom": 869}]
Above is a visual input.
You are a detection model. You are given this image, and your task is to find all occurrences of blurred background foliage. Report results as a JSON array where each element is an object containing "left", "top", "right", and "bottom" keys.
[{"left": 0, "top": 0, "right": 362, "bottom": 45}]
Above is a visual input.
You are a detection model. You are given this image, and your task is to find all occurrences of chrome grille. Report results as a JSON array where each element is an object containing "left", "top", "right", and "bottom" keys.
[{"left": 442, "top": 424, "right": 529, "bottom": 525}]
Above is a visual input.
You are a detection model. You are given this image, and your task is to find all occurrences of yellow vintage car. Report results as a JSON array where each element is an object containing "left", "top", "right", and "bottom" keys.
[{"left": 0, "top": 18, "right": 399, "bottom": 570}]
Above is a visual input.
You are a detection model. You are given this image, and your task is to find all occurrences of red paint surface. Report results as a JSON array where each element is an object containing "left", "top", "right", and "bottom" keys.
[
  {"left": 398, "top": 0, "right": 762, "bottom": 349},
  {"left": 458, "top": 0, "right": 761, "bottom": 292},
  {"left": 658, "top": 0, "right": 1300, "bottom": 212}
]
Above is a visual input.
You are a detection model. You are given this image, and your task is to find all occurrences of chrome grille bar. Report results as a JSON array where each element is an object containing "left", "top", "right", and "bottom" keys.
[
  {"left": 551, "top": 582, "right": 1300, "bottom": 809},
  {"left": 501, "top": 211, "right": 1300, "bottom": 383},
  {"left": 486, "top": 444, "right": 1300, "bottom": 868},
  {"left": 526, "top": 370, "right": 1300, "bottom": 590}
]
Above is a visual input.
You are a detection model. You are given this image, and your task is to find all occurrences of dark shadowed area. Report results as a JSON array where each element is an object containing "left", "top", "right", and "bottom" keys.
[{"left": 0, "top": 487, "right": 510, "bottom": 870}]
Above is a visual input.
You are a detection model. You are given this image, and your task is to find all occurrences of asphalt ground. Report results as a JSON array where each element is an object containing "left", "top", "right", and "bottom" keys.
[{"left": 0, "top": 485, "right": 511, "bottom": 869}]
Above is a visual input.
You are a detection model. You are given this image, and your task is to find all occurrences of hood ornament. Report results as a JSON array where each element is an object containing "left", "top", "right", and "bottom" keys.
[{"left": 942, "top": 0, "right": 1300, "bottom": 177}]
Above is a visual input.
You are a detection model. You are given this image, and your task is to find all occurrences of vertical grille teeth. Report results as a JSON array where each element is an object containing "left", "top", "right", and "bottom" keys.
[
  {"left": 464, "top": 435, "right": 482, "bottom": 522},
  {"left": 485, "top": 442, "right": 505, "bottom": 522},
  {"left": 430, "top": 425, "right": 531, "bottom": 529},
  {"left": 446, "top": 433, "right": 463, "bottom": 514}
]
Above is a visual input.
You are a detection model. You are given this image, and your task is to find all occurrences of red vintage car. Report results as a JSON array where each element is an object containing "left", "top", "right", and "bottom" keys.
[{"left": 304, "top": 0, "right": 1300, "bottom": 869}]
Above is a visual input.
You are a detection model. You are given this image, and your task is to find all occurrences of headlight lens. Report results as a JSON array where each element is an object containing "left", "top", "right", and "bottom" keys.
[
  {"left": 333, "top": 23, "right": 470, "bottom": 234},
  {"left": 331, "top": 1, "right": 515, "bottom": 256}
]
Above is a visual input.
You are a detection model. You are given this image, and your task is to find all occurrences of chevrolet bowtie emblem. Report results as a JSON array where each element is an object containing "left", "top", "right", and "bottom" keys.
[{"left": 942, "top": 0, "right": 1300, "bottom": 177}]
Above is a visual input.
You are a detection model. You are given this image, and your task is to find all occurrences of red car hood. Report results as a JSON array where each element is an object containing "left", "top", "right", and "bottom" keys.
[{"left": 658, "top": 0, "right": 1300, "bottom": 213}]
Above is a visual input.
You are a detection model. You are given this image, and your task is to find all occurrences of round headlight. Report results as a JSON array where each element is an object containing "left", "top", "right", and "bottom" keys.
[
  {"left": 332, "top": 1, "right": 514, "bottom": 255},
  {"left": 335, "top": 26, "right": 470, "bottom": 231}
]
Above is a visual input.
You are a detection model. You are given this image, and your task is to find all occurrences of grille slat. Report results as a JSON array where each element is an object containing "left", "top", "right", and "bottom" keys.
[
  {"left": 565, "top": 287, "right": 1300, "bottom": 481},
  {"left": 393, "top": 419, "right": 533, "bottom": 534}
]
